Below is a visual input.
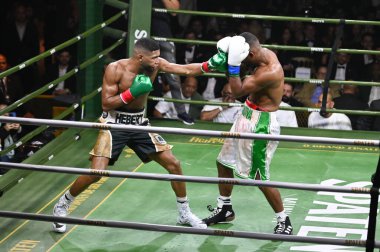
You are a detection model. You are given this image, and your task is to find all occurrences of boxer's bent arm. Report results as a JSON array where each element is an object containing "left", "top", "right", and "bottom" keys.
[
  {"left": 230, "top": 70, "right": 275, "bottom": 98},
  {"left": 159, "top": 58, "right": 203, "bottom": 76},
  {"left": 102, "top": 64, "right": 125, "bottom": 111}
]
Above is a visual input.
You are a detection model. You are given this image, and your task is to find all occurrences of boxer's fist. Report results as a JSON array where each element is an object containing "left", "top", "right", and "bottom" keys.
[
  {"left": 227, "top": 36, "right": 249, "bottom": 76},
  {"left": 120, "top": 74, "right": 153, "bottom": 104},
  {"left": 201, "top": 52, "right": 228, "bottom": 73},
  {"left": 217, "top": 36, "right": 231, "bottom": 53}
]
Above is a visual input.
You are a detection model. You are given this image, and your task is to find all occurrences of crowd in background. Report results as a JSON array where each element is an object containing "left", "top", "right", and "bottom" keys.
[
  {"left": 146, "top": 0, "right": 380, "bottom": 131},
  {"left": 0, "top": 0, "right": 379, "bottom": 171}
]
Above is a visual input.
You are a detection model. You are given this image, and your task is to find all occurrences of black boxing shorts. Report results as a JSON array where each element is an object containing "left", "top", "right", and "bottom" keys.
[{"left": 89, "top": 109, "right": 172, "bottom": 165}]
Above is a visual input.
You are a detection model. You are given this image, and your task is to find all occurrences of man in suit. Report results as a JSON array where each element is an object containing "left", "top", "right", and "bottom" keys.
[
  {"left": 331, "top": 53, "right": 356, "bottom": 81},
  {"left": 0, "top": 54, "right": 25, "bottom": 115},
  {"left": 0, "top": 2, "right": 39, "bottom": 94},
  {"left": 351, "top": 33, "right": 375, "bottom": 103},
  {"left": 153, "top": 76, "right": 204, "bottom": 121},
  {"left": 45, "top": 50, "right": 76, "bottom": 95}
]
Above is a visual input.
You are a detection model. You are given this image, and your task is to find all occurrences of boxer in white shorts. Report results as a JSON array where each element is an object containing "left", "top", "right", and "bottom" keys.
[{"left": 202, "top": 32, "right": 293, "bottom": 235}]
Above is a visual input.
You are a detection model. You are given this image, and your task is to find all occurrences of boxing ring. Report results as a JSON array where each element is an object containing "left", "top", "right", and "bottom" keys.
[
  {"left": 0, "top": 119, "right": 378, "bottom": 251},
  {"left": 0, "top": 0, "right": 380, "bottom": 251}
]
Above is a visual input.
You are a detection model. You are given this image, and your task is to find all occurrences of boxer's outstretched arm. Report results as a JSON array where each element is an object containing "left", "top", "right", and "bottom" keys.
[{"left": 159, "top": 57, "right": 203, "bottom": 76}]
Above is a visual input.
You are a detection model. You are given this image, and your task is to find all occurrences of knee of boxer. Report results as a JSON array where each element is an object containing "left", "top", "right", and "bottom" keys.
[{"left": 166, "top": 158, "right": 181, "bottom": 175}]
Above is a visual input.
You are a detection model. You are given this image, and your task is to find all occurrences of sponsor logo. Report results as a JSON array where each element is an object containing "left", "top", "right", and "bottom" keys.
[
  {"left": 115, "top": 113, "right": 144, "bottom": 125},
  {"left": 154, "top": 135, "right": 167, "bottom": 144},
  {"left": 225, "top": 211, "right": 233, "bottom": 217},
  {"left": 213, "top": 230, "right": 234, "bottom": 236},
  {"left": 134, "top": 29, "right": 147, "bottom": 43}
]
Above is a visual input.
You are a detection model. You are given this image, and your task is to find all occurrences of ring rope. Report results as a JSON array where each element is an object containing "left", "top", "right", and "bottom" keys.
[
  {"left": 104, "top": 0, "right": 128, "bottom": 10},
  {"left": 153, "top": 8, "right": 380, "bottom": 26},
  {"left": 0, "top": 88, "right": 101, "bottom": 156},
  {"left": 0, "top": 117, "right": 378, "bottom": 146},
  {"left": 284, "top": 77, "right": 380, "bottom": 87},
  {"left": 0, "top": 162, "right": 375, "bottom": 194},
  {"left": 103, "top": 26, "right": 126, "bottom": 39},
  {"left": 0, "top": 210, "right": 375, "bottom": 248},
  {"left": 0, "top": 37, "right": 125, "bottom": 116},
  {"left": 152, "top": 36, "right": 380, "bottom": 55},
  {"left": 148, "top": 96, "right": 380, "bottom": 116},
  {"left": 0, "top": 10, "right": 127, "bottom": 79},
  {"left": 203, "top": 72, "right": 380, "bottom": 87}
]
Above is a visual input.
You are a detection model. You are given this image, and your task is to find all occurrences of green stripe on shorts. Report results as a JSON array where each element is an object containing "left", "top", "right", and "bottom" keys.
[{"left": 250, "top": 112, "right": 270, "bottom": 179}]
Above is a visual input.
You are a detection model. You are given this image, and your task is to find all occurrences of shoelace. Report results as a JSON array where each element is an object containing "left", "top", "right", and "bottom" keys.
[
  {"left": 56, "top": 201, "right": 70, "bottom": 215},
  {"left": 205, "top": 205, "right": 221, "bottom": 219},
  {"left": 274, "top": 221, "right": 285, "bottom": 233}
]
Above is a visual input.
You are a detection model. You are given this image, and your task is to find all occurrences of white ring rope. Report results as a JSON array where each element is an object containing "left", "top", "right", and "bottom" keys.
[
  {"left": 0, "top": 117, "right": 378, "bottom": 147},
  {"left": 0, "top": 211, "right": 377, "bottom": 248},
  {"left": 0, "top": 162, "right": 374, "bottom": 194}
]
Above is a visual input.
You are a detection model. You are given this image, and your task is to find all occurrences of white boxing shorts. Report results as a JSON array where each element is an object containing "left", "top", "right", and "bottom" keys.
[{"left": 217, "top": 100, "right": 280, "bottom": 180}]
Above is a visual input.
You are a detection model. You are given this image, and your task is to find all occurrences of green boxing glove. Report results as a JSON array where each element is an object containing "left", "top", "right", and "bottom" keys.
[
  {"left": 120, "top": 74, "right": 153, "bottom": 104},
  {"left": 201, "top": 52, "right": 228, "bottom": 73}
]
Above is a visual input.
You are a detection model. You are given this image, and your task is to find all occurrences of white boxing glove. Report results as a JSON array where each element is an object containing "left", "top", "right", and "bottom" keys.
[
  {"left": 227, "top": 36, "right": 249, "bottom": 66},
  {"left": 216, "top": 36, "right": 232, "bottom": 53}
]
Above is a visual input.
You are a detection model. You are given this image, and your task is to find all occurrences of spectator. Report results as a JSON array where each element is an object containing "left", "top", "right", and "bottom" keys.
[
  {"left": 331, "top": 53, "right": 356, "bottom": 81},
  {"left": 151, "top": 0, "right": 195, "bottom": 125},
  {"left": 188, "top": 17, "right": 205, "bottom": 40},
  {"left": 295, "top": 65, "right": 340, "bottom": 107},
  {"left": 345, "top": 24, "right": 363, "bottom": 48},
  {"left": 333, "top": 84, "right": 368, "bottom": 129},
  {"left": 282, "top": 82, "right": 303, "bottom": 107},
  {"left": 1, "top": 2, "right": 39, "bottom": 94},
  {"left": 176, "top": 0, "right": 197, "bottom": 33},
  {"left": 0, "top": 104, "right": 22, "bottom": 167},
  {"left": 276, "top": 84, "right": 299, "bottom": 127},
  {"left": 200, "top": 82, "right": 241, "bottom": 123},
  {"left": 351, "top": 33, "right": 375, "bottom": 103},
  {"left": 45, "top": 50, "right": 76, "bottom": 95},
  {"left": 197, "top": 31, "right": 226, "bottom": 100},
  {"left": 275, "top": 27, "right": 296, "bottom": 77},
  {"left": 0, "top": 53, "right": 25, "bottom": 116},
  {"left": 153, "top": 77, "right": 204, "bottom": 121},
  {"left": 176, "top": 30, "right": 206, "bottom": 65},
  {"left": 368, "top": 62, "right": 380, "bottom": 105},
  {"left": 308, "top": 93, "right": 352, "bottom": 130},
  {"left": 356, "top": 98, "right": 380, "bottom": 131},
  {"left": 295, "top": 23, "right": 320, "bottom": 62},
  {"left": 275, "top": 101, "right": 298, "bottom": 127},
  {"left": 351, "top": 33, "right": 375, "bottom": 81}
]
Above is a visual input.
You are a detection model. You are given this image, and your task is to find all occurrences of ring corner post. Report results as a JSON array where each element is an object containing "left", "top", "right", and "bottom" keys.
[
  {"left": 78, "top": 0, "right": 104, "bottom": 119},
  {"left": 127, "top": 0, "right": 152, "bottom": 57}
]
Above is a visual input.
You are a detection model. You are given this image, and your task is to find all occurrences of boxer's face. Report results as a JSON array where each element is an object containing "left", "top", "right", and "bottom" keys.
[{"left": 140, "top": 50, "right": 160, "bottom": 74}]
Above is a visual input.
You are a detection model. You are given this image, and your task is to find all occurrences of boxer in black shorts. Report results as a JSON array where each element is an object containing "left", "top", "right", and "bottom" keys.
[
  {"left": 93, "top": 108, "right": 170, "bottom": 165},
  {"left": 52, "top": 37, "right": 214, "bottom": 232}
]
